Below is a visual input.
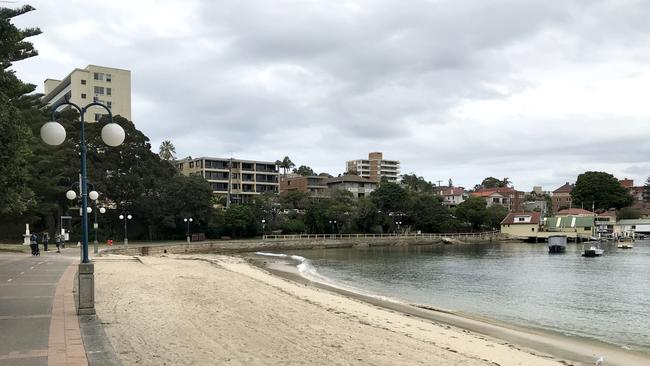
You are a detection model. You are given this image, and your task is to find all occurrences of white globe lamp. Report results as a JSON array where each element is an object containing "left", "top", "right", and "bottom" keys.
[
  {"left": 127, "top": 214, "right": 132, "bottom": 220},
  {"left": 101, "top": 123, "right": 125, "bottom": 147},
  {"left": 119, "top": 214, "right": 124, "bottom": 220},
  {"left": 87, "top": 207, "right": 92, "bottom": 213},
  {"left": 40, "top": 121, "right": 66, "bottom": 146},
  {"left": 89, "top": 190, "right": 99, "bottom": 201},
  {"left": 99, "top": 207, "right": 106, "bottom": 214},
  {"left": 66, "top": 190, "right": 77, "bottom": 200}
]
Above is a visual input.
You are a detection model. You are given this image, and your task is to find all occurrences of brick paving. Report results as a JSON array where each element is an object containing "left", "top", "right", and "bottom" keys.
[{"left": 48, "top": 263, "right": 88, "bottom": 366}]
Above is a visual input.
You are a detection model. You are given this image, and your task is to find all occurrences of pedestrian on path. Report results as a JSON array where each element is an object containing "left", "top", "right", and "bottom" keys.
[
  {"left": 30, "top": 233, "right": 40, "bottom": 256},
  {"left": 56, "top": 234, "right": 62, "bottom": 253},
  {"left": 43, "top": 231, "right": 49, "bottom": 251}
]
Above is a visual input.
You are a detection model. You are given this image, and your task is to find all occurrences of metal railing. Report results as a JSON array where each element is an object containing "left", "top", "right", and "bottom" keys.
[{"left": 262, "top": 231, "right": 499, "bottom": 241}]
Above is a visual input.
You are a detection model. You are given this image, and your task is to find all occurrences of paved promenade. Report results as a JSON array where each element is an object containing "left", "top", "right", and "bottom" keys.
[{"left": 0, "top": 249, "right": 88, "bottom": 366}]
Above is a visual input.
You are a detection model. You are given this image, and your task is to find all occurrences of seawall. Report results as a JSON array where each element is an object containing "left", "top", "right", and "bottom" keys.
[{"left": 101, "top": 234, "right": 501, "bottom": 257}]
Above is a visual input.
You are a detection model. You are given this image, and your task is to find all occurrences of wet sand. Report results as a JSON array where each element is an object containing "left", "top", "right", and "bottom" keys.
[{"left": 93, "top": 254, "right": 649, "bottom": 365}]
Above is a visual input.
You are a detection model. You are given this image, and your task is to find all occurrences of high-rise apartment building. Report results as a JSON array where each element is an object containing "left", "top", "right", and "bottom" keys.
[
  {"left": 42, "top": 65, "right": 131, "bottom": 122},
  {"left": 177, "top": 157, "right": 279, "bottom": 204},
  {"left": 346, "top": 152, "right": 400, "bottom": 183}
]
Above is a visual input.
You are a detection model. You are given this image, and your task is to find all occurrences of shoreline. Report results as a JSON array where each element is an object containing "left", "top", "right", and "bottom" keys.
[{"left": 247, "top": 253, "right": 650, "bottom": 366}]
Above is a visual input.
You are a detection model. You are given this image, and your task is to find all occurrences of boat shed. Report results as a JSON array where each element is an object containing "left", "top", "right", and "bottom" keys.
[
  {"left": 614, "top": 219, "right": 650, "bottom": 236},
  {"left": 541, "top": 216, "right": 595, "bottom": 238}
]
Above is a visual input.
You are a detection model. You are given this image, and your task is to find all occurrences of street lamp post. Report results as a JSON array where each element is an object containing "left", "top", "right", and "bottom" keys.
[
  {"left": 261, "top": 219, "right": 266, "bottom": 240},
  {"left": 184, "top": 217, "right": 193, "bottom": 243},
  {"left": 395, "top": 221, "right": 402, "bottom": 235},
  {"left": 119, "top": 212, "right": 132, "bottom": 247},
  {"left": 94, "top": 206, "right": 106, "bottom": 254},
  {"left": 41, "top": 100, "right": 125, "bottom": 315},
  {"left": 329, "top": 220, "right": 337, "bottom": 237}
]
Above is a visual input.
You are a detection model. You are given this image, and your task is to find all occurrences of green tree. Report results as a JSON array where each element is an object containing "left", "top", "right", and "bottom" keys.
[
  {"left": 353, "top": 198, "right": 382, "bottom": 233},
  {"left": 571, "top": 171, "right": 633, "bottom": 210},
  {"left": 158, "top": 140, "right": 177, "bottom": 161},
  {"left": 370, "top": 182, "right": 408, "bottom": 214},
  {"left": 455, "top": 196, "right": 487, "bottom": 231},
  {"left": 224, "top": 204, "right": 256, "bottom": 238},
  {"left": 478, "top": 177, "right": 510, "bottom": 189},
  {"left": 409, "top": 193, "right": 456, "bottom": 233},
  {"left": 401, "top": 173, "right": 434, "bottom": 193},
  {"left": 281, "top": 190, "right": 309, "bottom": 209},
  {"left": 292, "top": 165, "right": 315, "bottom": 176},
  {"left": 485, "top": 205, "right": 509, "bottom": 230},
  {"left": 617, "top": 207, "right": 640, "bottom": 220},
  {"left": 0, "top": 5, "right": 42, "bottom": 215},
  {"left": 644, "top": 176, "right": 650, "bottom": 203}
]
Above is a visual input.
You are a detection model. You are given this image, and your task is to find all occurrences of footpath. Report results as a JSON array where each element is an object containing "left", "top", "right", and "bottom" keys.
[{"left": 0, "top": 247, "right": 118, "bottom": 366}]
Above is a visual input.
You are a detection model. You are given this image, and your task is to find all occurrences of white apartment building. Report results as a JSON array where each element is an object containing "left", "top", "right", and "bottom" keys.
[
  {"left": 42, "top": 65, "right": 131, "bottom": 122},
  {"left": 177, "top": 157, "right": 279, "bottom": 204},
  {"left": 346, "top": 152, "right": 400, "bottom": 183}
]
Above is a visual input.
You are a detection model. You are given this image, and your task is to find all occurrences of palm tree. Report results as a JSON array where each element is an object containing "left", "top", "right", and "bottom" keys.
[
  {"left": 159, "top": 140, "right": 177, "bottom": 161},
  {"left": 278, "top": 156, "right": 295, "bottom": 175}
]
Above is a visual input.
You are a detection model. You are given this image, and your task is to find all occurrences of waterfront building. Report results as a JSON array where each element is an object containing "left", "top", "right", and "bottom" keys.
[
  {"left": 325, "top": 175, "right": 377, "bottom": 199},
  {"left": 42, "top": 65, "right": 132, "bottom": 122},
  {"left": 551, "top": 182, "right": 573, "bottom": 213},
  {"left": 436, "top": 187, "right": 467, "bottom": 208},
  {"left": 346, "top": 152, "right": 400, "bottom": 183},
  {"left": 541, "top": 216, "right": 595, "bottom": 238},
  {"left": 471, "top": 187, "right": 525, "bottom": 211},
  {"left": 500, "top": 212, "right": 542, "bottom": 238},
  {"left": 177, "top": 157, "right": 279, "bottom": 204},
  {"left": 279, "top": 174, "right": 328, "bottom": 197}
]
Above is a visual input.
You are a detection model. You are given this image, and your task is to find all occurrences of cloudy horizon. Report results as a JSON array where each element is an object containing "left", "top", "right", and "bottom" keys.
[{"left": 10, "top": 0, "right": 650, "bottom": 192}]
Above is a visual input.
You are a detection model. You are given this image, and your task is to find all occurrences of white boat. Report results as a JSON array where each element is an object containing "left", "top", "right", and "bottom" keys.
[
  {"left": 617, "top": 237, "right": 634, "bottom": 249},
  {"left": 582, "top": 245, "right": 604, "bottom": 257}
]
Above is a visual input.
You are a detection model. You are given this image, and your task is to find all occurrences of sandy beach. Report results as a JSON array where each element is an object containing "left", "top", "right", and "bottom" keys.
[{"left": 93, "top": 254, "right": 585, "bottom": 366}]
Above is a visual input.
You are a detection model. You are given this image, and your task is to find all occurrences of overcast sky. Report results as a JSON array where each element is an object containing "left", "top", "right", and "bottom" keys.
[{"left": 10, "top": 0, "right": 650, "bottom": 191}]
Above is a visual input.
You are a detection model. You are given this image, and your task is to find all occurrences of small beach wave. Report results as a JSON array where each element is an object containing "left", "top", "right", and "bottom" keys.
[{"left": 254, "top": 251, "right": 410, "bottom": 306}]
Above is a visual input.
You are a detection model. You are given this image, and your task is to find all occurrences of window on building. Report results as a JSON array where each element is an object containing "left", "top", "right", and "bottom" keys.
[
  {"left": 94, "top": 86, "right": 105, "bottom": 95},
  {"left": 94, "top": 113, "right": 102, "bottom": 121},
  {"left": 189, "top": 162, "right": 194, "bottom": 168},
  {"left": 107, "top": 87, "right": 112, "bottom": 96},
  {"left": 81, "top": 79, "right": 87, "bottom": 85},
  {"left": 81, "top": 93, "right": 87, "bottom": 99},
  {"left": 94, "top": 72, "right": 104, "bottom": 81},
  {"left": 107, "top": 101, "right": 112, "bottom": 109},
  {"left": 106, "top": 74, "right": 112, "bottom": 82}
]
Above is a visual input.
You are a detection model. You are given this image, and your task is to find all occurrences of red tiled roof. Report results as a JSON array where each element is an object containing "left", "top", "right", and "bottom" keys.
[
  {"left": 553, "top": 182, "right": 573, "bottom": 194},
  {"left": 438, "top": 187, "right": 465, "bottom": 196},
  {"left": 471, "top": 190, "right": 500, "bottom": 197},
  {"left": 557, "top": 208, "right": 594, "bottom": 216},
  {"left": 500, "top": 212, "right": 542, "bottom": 225}
]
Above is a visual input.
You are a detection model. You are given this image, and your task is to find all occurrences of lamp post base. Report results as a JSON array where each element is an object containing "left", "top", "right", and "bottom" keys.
[{"left": 77, "top": 262, "right": 95, "bottom": 315}]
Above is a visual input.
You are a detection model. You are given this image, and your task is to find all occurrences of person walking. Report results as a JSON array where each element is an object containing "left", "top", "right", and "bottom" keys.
[
  {"left": 43, "top": 232, "right": 49, "bottom": 252},
  {"left": 30, "top": 233, "right": 39, "bottom": 256},
  {"left": 55, "top": 234, "right": 62, "bottom": 253}
]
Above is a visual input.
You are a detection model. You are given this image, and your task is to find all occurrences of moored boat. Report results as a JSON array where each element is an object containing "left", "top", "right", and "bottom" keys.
[
  {"left": 582, "top": 245, "right": 604, "bottom": 257},
  {"left": 548, "top": 235, "right": 567, "bottom": 253}
]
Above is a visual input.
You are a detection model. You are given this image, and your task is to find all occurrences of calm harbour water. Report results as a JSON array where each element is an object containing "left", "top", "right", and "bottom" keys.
[{"left": 286, "top": 240, "right": 650, "bottom": 353}]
